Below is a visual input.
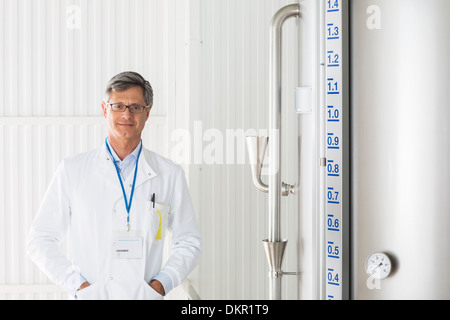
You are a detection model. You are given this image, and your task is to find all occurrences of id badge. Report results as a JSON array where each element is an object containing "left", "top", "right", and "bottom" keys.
[{"left": 112, "top": 230, "right": 143, "bottom": 259}]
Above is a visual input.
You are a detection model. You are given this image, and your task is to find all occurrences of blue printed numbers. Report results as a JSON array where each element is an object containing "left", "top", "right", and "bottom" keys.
[
  {"left": 327, "top": 0, "right": 340, "bottom": 12},
  {"left": 327, "top": 106, "right": 340, "bottom": 122},
  {"left": 327, "top": 215, "right": 340, "bottom": 232},
  {"left": 327, "top": 51, "right": 340, "bottom": 67},
  {"left": 327, "top": 242, "right": 340, "bottom": 259},
  {"left": 327, "top": 78, "right": 339, "bottom": 95},
  {"left": 327, "top": 187, "right": 340, "bottom": 204},
  {"left": 327, "top": 160, "right": 340, "bottom": 177},
  {"left": 327, "top": 269, "right": 340, "bottom": 286},
  {"left": 327, "top": 133, "right": 340, "bottom": 150},
  {"left": 326, "top": 0, "right": 343, "bottom": 301},
  {"left": 327, "top": 23, "right": 340, "bottom": 40}
]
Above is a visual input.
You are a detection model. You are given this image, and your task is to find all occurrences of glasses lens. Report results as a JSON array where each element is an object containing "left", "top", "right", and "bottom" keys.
[
  {"left": 129, "top": 106, "right": 144, "bottom": 114},
  {"left": 111, "top": 104, "right": 126, "bottom": 112},
  {"left": 109, "top": 103, "right": 147, "bottom": 114}
]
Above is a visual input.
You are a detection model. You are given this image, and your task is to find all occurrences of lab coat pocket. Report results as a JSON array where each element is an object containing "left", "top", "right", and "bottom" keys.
[
  {"left": 152, "top": 203, "right": 170, "bottom": 241},
  {"left": 141, "top": 280, "right": 164, "bottom": 300},
  {"left": 76, "top": 282, "right": 108, "bottom": 300}
]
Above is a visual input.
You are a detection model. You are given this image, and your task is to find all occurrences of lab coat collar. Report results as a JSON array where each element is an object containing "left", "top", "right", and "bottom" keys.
[
  {"left": 97, "top": 140, "right": 158, "bottom": 191},
  {"left": 106, "top": 138, "right": 142, "bottom": 167}
]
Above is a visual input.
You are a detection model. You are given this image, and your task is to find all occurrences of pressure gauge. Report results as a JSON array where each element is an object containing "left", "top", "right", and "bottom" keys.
[{"left": 365, "top": 253, "right": 392, "bottom": 280}]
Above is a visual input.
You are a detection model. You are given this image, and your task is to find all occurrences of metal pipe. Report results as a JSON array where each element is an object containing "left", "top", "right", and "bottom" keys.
[
  {"left": 245, "top": 135, "right": 296, "bottom": 195},
  {"left": 246, "top": 136, "right": 269, "bottom": 193},
  {"left": 268, "top": 3, "right": 300, "bottom": 300},
  {"left": 269, "top": 3, "right": 300, "bottom": 246},
  {"left": 181, "top": 278, "right": 201, "bottom": 300}
]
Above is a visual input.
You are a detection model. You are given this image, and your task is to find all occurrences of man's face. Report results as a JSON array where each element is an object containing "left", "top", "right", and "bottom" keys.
[{"left": 102, "top": 86, "right": 150, "bottom": 143}]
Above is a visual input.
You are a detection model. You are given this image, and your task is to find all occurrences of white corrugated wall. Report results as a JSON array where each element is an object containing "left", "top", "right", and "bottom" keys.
[
  {"left": 188, "top": 0, "right": 315, "bottom": 300},
  {"left": 0, "top": 0, "right": 189, "bottom": 299},
  {"left": 1, "top": 0, "right": 316, "bottom": 300}
]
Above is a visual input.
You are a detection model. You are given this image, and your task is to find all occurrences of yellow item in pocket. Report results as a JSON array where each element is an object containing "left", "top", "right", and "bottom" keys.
[{"left": 156, "top": 209, "right": 162, "bottom": 240}]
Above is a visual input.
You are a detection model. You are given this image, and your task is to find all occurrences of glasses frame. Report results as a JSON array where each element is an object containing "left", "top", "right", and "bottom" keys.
[{"left": 104, "top": 101, "right": 151, "bottom": 114}]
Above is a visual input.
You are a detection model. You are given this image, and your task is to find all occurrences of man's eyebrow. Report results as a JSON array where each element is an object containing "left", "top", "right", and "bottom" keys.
[{"left": 109, "top": 101, "right": 146, "bottom": 105}]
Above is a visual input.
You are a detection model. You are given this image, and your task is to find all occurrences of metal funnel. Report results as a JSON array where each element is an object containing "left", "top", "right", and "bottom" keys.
[
  {"left": 263, "top": 239, "right": 288, "bottom": 277},
  {"left": 246, "top": 136, "right": 269, "bottom": 193}
]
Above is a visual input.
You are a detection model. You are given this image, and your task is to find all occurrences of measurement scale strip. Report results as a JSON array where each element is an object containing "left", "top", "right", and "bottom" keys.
[{"left": 325, "top": 0, "right": 343, "bottom": 301}]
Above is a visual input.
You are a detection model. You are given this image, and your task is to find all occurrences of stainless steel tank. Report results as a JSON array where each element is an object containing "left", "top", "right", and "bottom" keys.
[{"left": 350, "top": 0, "right": 450, "bottom": 299}]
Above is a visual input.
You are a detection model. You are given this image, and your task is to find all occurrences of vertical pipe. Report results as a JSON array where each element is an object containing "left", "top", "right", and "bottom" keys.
[
  {"left": 268, "top": 3, "right": 299, "bottom": 300},
  {"left": 269, "top": 3, "right": 300, "bottom": 242}
]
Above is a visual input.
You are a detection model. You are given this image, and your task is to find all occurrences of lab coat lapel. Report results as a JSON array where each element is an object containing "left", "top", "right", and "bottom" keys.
[
  {"left": 96, "top": 143, "right": 125, "bottom": 196},
  {"left": 97, "top": 142, "right": 157, "bottom": 193},
  {"left": 129, "top": 149, "right": 158, "bottom": 189}
]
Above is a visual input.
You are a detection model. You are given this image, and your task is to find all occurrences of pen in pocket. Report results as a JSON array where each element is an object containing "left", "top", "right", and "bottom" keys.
[{"left": 151, "top": 193, "right": 155, "bottom": 208}]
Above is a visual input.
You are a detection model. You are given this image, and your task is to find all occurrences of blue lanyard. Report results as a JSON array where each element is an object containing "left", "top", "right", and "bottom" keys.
[{"left": 105, "top": 138, "right": 143, "bottom": 232}]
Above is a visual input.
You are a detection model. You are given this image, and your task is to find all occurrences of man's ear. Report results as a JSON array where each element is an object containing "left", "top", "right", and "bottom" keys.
[{"left": 102, "top": 102, "right": 108, "bottom": 118}]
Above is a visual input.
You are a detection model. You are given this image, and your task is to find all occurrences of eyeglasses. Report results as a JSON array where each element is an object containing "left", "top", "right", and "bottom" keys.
[{"left": 104, "top": 101, "right": 150, "bottom": 114}]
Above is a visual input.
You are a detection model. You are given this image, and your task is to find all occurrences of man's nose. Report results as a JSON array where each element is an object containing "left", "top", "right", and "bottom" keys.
[{"left": 121, "top": 107, "right": 134, "bottom": 119}]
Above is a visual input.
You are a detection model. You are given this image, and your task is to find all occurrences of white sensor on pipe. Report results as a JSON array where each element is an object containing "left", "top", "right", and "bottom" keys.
[{"left": 295, "top": 87, "right": 312, "bottom": 114}]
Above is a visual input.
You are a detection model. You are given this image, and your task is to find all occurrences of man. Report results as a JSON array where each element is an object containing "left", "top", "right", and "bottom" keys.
[{"left": 27, "top": 71, "right": 201, "bottom": 300}]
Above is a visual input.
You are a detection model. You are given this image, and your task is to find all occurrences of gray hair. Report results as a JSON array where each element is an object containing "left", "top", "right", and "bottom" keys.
[{"left": 105, "top": 71, "right": 154, "bottom": 106}]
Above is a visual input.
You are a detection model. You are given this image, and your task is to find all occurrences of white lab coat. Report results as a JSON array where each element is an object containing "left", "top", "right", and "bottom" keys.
[{"left": 27, "top": 142, "right": 202, "bottom": 300}]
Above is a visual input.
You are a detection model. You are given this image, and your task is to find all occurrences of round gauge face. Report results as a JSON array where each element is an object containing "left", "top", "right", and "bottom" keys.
[{"left": 365, "top": 253, "right": 392, "bottom": 280}]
